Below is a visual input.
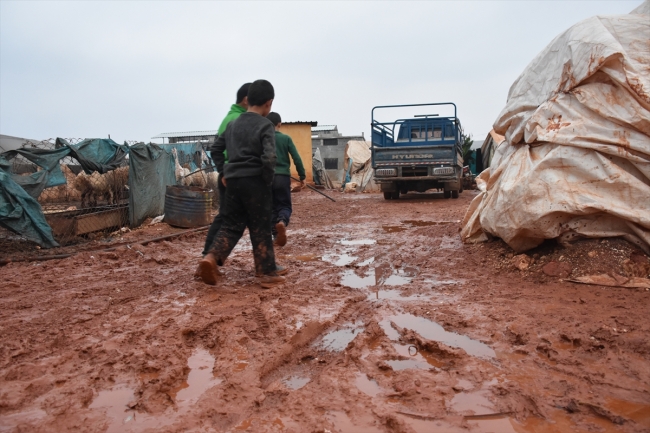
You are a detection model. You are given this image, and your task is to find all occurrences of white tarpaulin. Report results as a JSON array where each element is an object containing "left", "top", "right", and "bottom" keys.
[
  {"left": 342, "top": 140, "right": 379, "bottom": 192},
  {"left": 461, "top": 3, "right": 650, "bottom": 253}
]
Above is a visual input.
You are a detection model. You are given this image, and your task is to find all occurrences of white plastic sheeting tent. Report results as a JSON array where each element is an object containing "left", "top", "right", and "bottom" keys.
[
  {"left": 342, "top": 140, "right": 379, "bottom": 192},
  {"left": 461, "top": 2, "right": 650, "bottom": 253}
]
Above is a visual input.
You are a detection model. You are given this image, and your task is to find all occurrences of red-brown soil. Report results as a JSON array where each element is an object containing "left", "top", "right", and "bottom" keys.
[{"left": 1, "top": 189, "right": 649, "bottom": 433}]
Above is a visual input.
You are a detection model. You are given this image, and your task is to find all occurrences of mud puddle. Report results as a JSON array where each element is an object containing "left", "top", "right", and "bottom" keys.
[
  {"left": 386, "top": 343, "right": 445, "bottom": 371},
  {"left": 380, "top": 313, "right": 495, "bottom": 358},
  {"left": 355, "top": 372, "right": 383, "bottom": 397},
  {"left": 314, "top": 323, "right": 364, "bottom": 352},
  {"left": 323, "top": 252, "right": 358, "bottom": 267},
  {"left": 368, "top": 288, "right": 429, "bottom": 302},
  {"left": 328, "top": 411, "right": 379, "bottom": 433},
  {"left": 88, "top": 348, "right": 220, "bottom": 432},
  {"left": 282, "top": 375, "right": 310, "bottom": 390},
  {"left": 341, "top": 264, "right": 417, "bottom": 290}
]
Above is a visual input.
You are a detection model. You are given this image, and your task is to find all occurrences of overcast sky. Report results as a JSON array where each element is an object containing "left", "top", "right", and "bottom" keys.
[{"left": 0, "top": 1, "right": 643, "bottom": 144}]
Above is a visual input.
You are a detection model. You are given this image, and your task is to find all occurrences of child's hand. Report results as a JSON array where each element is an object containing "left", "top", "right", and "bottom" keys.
[
  {"left": 221, "top": 177, "right": 227, "bottom": 187},
  {"left": 300, "top": 180, "right": 306, "bottom": 189}
]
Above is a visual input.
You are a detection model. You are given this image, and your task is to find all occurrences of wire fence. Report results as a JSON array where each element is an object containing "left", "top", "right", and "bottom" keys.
[
  {"left": 2, "top": 139, "right": 130, "bottom": 254},
  {"left": 1, "top": 138, "right": 220, "bottom": 259}
]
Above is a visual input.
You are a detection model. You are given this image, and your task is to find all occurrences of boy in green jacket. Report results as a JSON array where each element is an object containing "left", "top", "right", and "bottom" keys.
[
  {"left": 202, "top": 83, "right": 251, "bottom": 256},
  {"left": 265, "top": 112, "right": 306, "bottom": 247}
]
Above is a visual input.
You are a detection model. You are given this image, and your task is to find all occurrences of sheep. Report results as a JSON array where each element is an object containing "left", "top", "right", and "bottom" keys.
[
  {"left": 72, "top": 166, "right": 129, "bottom": 208},
  {"left": 37, "top": 164, "right": 81, "bottom": 203}
]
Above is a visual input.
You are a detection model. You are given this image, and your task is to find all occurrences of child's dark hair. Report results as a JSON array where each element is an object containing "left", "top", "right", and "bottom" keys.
[
  {"left": 247, "top": 80, "right": 274, "bottom": 106},
  {"left": 266, "top": 112, "right": 281, "bottom": 126},
  {"left": 236, "top": 83, "right": 252, "bottom": 103}
]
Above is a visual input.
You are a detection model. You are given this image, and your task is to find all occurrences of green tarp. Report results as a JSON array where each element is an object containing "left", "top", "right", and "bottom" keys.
[{"left": 128, "top": 142, "right": 204, "bottom": 227}]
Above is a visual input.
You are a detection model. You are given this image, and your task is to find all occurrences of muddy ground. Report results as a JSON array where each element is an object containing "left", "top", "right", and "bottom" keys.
[{"left": 1, "top": 189, "right": 649, "bottom": 433}]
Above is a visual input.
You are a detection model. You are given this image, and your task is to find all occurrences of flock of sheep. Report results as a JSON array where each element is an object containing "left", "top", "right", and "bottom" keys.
[{"left": 37, "top": 148, "right": 219, "bottom": 208}]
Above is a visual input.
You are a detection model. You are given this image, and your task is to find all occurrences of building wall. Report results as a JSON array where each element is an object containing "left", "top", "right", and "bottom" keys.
[
  {"left": 312, "top": 135, "right": 363, "bottom": 184},
  {"left": 277, "top": 124, "right": 313, "bottom": 182}
]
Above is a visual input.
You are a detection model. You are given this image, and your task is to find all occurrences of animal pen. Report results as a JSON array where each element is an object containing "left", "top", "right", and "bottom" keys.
[{"left": 0, "top": 138, "right": 218, "bottom": 260}]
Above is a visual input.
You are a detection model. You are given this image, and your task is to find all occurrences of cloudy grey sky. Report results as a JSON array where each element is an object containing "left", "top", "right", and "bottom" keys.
[{"left": 0, "top": 1, "right": 643, "bottom": 144}]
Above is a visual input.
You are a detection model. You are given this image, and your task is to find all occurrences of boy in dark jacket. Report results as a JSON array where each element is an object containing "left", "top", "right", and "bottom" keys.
[
  {"left": 265, "top": 112, "right": 306, "bottom": 247},
  {"left": 196, "top": 80, "right": 286, "bottom": 288}
]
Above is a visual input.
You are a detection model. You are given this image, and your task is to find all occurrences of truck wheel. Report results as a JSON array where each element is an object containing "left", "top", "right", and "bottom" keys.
[
  {"left": 391, "top": 191, "right": 400, "bottom": 200},
  {"left": 383, "top": 192, "right": 392, "bottom": 200},
  {"left": 444, "top": 190, "right": 451, "bottom": 199},
  {"left": 452, "top": 190, "right": 459, "bottom": 199}
]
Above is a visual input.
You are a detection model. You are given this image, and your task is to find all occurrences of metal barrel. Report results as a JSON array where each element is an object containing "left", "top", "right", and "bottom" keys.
[{"left": 164, "top": 185, "right": 212, "bottom": 228}]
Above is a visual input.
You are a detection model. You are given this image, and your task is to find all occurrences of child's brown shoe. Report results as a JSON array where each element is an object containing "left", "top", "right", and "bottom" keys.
[
  {"left": 274, "top": 221, "right": 287, "bottom": 247},
  {"left": 258, "top": 274, "right": 286, "bottom": 289},
  {"left": 196, "top": 254, "right": 221, "bottom": 285}
]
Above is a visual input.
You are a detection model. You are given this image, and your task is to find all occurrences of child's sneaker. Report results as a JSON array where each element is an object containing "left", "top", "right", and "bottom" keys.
[
  {"left": 274, "top": 221, "right": 287, "bottom": 247},
  {"left": 258, "top": 274, "right": 286, "bottom": 289},
  {"left": 255, "top": 265, "right": 288, "bottom": 277}
]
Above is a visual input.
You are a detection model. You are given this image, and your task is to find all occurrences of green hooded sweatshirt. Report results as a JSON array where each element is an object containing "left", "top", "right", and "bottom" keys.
[
  {"left": 217, "top": 104, "right": 247, "bottom": 163},
  {"left": 274, "top": 131, "right": 306, "bottom": 180}
]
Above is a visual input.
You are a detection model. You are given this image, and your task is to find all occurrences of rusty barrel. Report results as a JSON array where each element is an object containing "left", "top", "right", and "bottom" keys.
[{"left": 164, "top": 185, "right": 212, "bottom": 228}]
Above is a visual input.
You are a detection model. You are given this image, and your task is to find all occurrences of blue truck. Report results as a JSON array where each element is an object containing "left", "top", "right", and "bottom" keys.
[{"left": 371, "top": 102, "right": 464, "bottom": 200}]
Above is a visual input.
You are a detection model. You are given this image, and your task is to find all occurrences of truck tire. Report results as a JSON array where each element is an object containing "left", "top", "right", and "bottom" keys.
[
  {"left": 452, "top": 190, "right": 459, "bottom": 199},
  {"left": 444, "top": 190, "right": 451, "bottom": 199},
  {"left": 383, "top": 192, "right": 392, "bottom": 200},
  {"left": 391, "top": 191, "right": 400, "bottom": 200}
]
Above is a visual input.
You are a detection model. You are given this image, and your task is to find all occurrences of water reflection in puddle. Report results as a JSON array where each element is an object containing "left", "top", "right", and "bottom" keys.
[
  {"left": 171, "top": 348, "right": 221, "bottom": 405},
  {"left": 316, "top": 324, "right": 364, "bottom": 352},
  {"left": 355, "top": 373, "right": 383, "bottom": 397},
  {"left": 450, "top": 389, "right": 494, "bottom": 415},
  {"left": 368, "top": 289, "right": 427, "bottom": 301},
  {"left": 380, "top": 313, "right": 495, "bottom": 359},
  {"left": 386, "top": 343, "right": 445, "bottom": 371},
  {"left": 88, "top": 348, "right": 221, "bottom": 432},
  {"left": 282, "top": 375, "right": 310, "bottom": 390},
  {"left": 323, "top": 253, "right": 358, "bottom": 267},
  {"left": 341, "top": 270, "right": 374, "bottom": 288},
  {"left": 341, "top": 265, "right": 417, "bottom": 289}
]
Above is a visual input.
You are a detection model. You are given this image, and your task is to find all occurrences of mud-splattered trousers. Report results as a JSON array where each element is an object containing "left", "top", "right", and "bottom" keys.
[
  {"left": 271, "top": 174, "right": 292, "bottom": 236},
  {"left": 202, "top": 173, "right": 226, "bottom": 256},
  {"left": 207, "top": 176, "right": 277, "bottom": 275}
]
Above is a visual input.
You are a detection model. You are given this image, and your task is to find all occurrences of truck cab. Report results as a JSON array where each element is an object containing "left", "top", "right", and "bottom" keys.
[{"left": 371, "top": 102, "right": 464, "bottom": 200}]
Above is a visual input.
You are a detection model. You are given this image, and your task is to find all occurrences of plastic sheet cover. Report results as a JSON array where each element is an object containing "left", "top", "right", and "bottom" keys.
[{"left": 461, "top": 5, "right": 650, "bottom": 253}]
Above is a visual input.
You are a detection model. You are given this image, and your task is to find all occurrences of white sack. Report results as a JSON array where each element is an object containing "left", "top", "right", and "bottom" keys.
[
  {"left": 343, "top": 140, "right": 371, "bottom": 177},
  {"left": 461, "top": 7, "right": 650, "bottom": 253}
]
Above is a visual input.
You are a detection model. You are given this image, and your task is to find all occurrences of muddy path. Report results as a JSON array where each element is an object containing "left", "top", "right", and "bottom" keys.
[{"left": 1, "top": 190, "right": 649, "bottom": 433}]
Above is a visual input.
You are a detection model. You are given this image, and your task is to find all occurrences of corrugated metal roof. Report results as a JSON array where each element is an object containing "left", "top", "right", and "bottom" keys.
[
  {"left": 282, "top": 121, "right": 318, "bottom": 127},
  {"left": 152, "top": 130, "right": 218, "bottom": 139},
  {"left": 311, "top": 125, "right": 337, "bottom": 132}
]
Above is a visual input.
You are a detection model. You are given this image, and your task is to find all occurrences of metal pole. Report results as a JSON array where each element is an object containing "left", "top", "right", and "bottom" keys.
[{"left": 290, "top": 176, "right": 336, "bottom": 202}]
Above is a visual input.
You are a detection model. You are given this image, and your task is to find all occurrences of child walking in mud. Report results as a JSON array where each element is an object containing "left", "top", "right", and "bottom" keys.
[
  {"left": 265, "top": 112, "right": 306, "bottom": 247},
  {"left": 196, "top": 79, "right": 287, "bottom": 288}
]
